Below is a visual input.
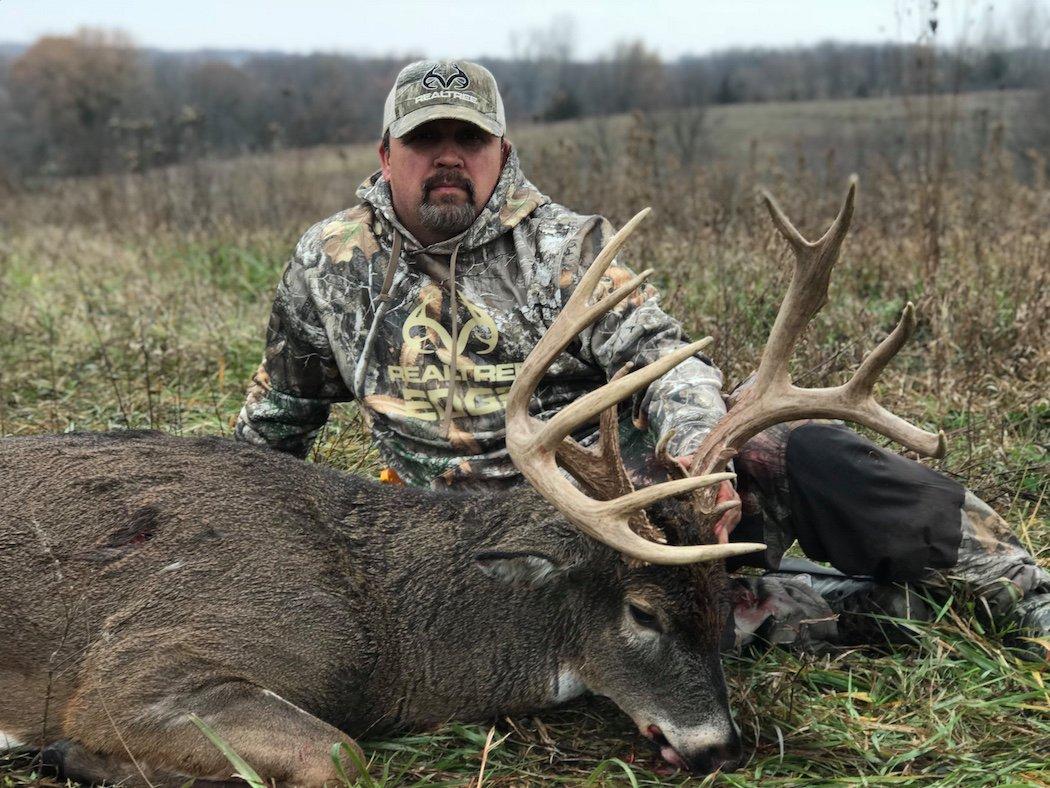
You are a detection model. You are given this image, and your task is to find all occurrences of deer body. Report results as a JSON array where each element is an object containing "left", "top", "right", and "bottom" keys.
[{"left": 0, "top": 430, "right": 736, "bottom": 783}]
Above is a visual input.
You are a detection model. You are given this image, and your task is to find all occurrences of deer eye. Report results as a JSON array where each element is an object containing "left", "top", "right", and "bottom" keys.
[{"left": 628, "top": 602, "right": 664, "bottom": 633}]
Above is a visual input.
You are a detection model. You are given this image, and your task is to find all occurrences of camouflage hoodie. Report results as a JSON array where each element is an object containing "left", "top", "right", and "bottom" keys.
[{"left": 235, "top": 149, "right": 726, "bottom": 488}]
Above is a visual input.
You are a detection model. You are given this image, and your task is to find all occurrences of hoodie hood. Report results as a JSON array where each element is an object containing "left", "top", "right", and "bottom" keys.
[{"left": 355, "top": 147, "right": 549, "bottom": 255}]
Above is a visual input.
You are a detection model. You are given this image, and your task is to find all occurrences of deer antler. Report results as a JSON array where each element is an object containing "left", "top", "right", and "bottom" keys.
[
  {"left": 555, "top": 365, "right": 668, "bottom": 546},
  {"left": 506, "top": 209, "right": 767, "bottom": 565},
  {"left": 687, "top": 176, "right": 947, "bottom": 483}
]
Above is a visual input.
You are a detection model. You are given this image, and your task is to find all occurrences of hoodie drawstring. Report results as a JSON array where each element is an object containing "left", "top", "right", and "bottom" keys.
[
  {"left": 442, "top": 243, "right": 461, "bottom": 437},
  {"left": 353, "top": 230, "right": 402, "bottom": 395}
]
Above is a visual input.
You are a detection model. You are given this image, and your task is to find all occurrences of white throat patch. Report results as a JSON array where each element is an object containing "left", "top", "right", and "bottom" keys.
[{"left": 551, "top": 667, "right": 587, "bottom": 704}]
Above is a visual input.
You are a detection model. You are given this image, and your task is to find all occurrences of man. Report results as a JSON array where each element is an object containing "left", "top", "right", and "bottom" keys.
[{"left": 235, "top": 59, "right": 1049, "bottom": 653}]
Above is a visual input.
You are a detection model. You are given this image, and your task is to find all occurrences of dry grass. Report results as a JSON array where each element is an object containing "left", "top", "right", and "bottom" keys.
[{"left": 0, "top": 91, "right": 1047, "bottom": 785}]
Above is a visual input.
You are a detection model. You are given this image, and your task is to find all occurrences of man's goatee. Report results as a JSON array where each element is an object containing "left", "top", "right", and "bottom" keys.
[{"left": 419, "top": 202, "right": 477, "bottom": 235}]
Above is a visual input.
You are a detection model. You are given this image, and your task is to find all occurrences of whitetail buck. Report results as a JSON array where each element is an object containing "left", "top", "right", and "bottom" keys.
[{"left": 0, "top": 179, "right": 943, "bottom": 784}]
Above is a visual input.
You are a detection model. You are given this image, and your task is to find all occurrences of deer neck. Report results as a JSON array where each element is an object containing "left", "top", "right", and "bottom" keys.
[{"left": 350, "top": 491, "right": 593, "bottom": 729}]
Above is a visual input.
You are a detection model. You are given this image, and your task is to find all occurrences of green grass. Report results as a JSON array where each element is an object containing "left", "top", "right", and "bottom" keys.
[{"left": 0, "top": 92, "right": 1047, "bottom": 785}]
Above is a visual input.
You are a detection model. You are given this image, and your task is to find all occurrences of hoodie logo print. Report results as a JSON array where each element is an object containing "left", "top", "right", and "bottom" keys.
[
  {"left": 386, "top": 287, "right": 521, "bottom": 422},
  {"left": 402, "top": 289, "right": 497, "bottom": 357}
]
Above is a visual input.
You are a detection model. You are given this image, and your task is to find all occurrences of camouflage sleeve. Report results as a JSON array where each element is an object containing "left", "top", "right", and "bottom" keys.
[
  {"left": 564, "top": 216, "right": 727, "bottom": 459},
  {"left": 234, "top": 233, "right": 351, "bottom": 458}
]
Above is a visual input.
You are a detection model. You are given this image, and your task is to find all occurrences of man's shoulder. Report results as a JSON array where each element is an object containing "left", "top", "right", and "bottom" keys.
[
  {"left": 523, "top": 200, "right": 606, "bottom": 254},
  {"left": 521, "top": 200, "right": 609, "bottom": 272},
  {"left": 526, "top": 200, "right": 603, "bottom": 234},
  {"left": 292, "top": 203, "right": 380, "bottom": 270}
]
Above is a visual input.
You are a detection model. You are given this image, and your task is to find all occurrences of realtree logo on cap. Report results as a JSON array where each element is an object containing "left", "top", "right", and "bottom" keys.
[{"left": 422, "top": 64, "right": 470, "bottom": 91}]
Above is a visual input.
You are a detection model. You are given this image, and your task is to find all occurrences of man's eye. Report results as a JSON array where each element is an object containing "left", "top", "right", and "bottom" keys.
[
  {"left": 457, "top": 131, "right": 485, "bottom": 147},
  {"left": 406, "top": 131, "right": 436, "bottom": 145},
  {"left": 628, "top": 602, "right": 664, "bottom": 633}
]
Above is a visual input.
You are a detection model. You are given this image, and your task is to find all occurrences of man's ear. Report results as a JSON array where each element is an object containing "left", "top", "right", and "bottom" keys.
[
  {"left": 500, "top": 138, "right": 511, "bottom": 168},
  {"left": 475, "top": 550, "right": 570, "bottom": 589},
  {"left": 378, "top": 138, "right": 392, "bottom": 179}
]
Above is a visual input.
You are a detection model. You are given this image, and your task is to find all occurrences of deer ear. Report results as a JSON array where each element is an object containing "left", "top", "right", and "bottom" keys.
[{"left": 474, "top": 551, "right": 568, "bottom": 589}]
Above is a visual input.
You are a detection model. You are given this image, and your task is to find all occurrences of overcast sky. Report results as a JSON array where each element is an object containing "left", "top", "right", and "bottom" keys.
[{"left": 0, "top": 0, "right": 1035, "bottom": 58}]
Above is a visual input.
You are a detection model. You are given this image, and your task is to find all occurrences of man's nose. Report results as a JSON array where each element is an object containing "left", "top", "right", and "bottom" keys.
[{"left": 434, "top": 141, "right": 465, "bottom": 168}]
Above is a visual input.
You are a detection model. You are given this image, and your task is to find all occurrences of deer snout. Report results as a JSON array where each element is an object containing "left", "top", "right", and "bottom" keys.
[
  {"left": 646, "top": 720, "right": 743, "bottom": 774},
  {"left": 683, "top": 735, "right": 743, "bottom": 774}
]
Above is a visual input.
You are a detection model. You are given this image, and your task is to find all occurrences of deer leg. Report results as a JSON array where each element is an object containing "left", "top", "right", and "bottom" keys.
[
  {"left": 65, "top": 678, "right": 364, "bottom": 787},
  {"left": 39, "top": 738, "right": 231, "bottom": 787}
]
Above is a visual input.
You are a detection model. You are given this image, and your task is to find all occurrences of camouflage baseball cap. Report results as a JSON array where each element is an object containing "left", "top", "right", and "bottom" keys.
[{"left": 382, "top": 59, "right": 506, "bottom": 139}]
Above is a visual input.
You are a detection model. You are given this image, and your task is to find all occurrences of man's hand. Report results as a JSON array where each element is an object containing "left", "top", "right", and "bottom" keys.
[
  {"left": 712, "top": 479, "right": 742, "bottom": 544},
  {"left": 673, "top": 457, "right": 741, "bottom": 545}
]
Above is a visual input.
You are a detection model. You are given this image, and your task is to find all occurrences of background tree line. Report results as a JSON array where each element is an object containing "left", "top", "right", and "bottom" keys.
[{"left": 0, "top": 27, "right": 1047, "bottom": 180}]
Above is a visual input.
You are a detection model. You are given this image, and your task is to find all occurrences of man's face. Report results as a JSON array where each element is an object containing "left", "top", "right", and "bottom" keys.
[{"left": 379, "top": 118, "right": 509, "bottom": 246}]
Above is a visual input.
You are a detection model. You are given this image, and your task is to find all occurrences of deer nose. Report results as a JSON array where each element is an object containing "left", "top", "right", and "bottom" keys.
[{"left": 685, "top": 734, "right": 743, "bottom": 774}]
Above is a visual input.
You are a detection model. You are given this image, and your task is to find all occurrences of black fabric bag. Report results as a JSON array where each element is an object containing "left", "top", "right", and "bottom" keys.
[{"left": 784, "top": 423, "right": 963, "bottom": 582}]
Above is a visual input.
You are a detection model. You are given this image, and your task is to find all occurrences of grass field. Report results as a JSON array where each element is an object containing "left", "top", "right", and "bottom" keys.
[{"left": 0, "top": 90, "right": 1047, "bottom": 786}]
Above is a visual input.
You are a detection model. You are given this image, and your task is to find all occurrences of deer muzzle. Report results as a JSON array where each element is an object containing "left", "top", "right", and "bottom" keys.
[{"left": 642, "top": 717, "right": 743, "bottom": 773}]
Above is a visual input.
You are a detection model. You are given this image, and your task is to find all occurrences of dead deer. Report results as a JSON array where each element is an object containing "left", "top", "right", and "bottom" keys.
[{"left": 0, "top": 178, "right": 943, "bottom": 784}]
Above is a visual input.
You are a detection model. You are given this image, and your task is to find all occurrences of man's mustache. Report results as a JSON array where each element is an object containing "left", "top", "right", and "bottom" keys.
[{"left": 423, "top": 172, "right": 476, "bottom": 202}]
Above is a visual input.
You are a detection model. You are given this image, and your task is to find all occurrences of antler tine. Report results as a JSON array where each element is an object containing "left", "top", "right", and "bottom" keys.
[
  {"left": 816, "top": 175, "right": 857, "bottom": 259},
  {"left": 761, "top": 189, "right": 808, "bottom": 256},
  {"left": 505, "top": 208, "right": 767, "bottom": 566},
  {"left": 849, "top": 301, "right": 915, "bottom": 395},
  {"left": 687, "top": 176, "right": 945, "bottom": 484},
  {"left": 577, "top": 516, "right": 768, "bottom": 565},
  {"left": 753, "top": 176, "right": 857, "bottom": 395},
  {"left": 598, "top": 472, "right": 737, "bottom": 518},
  {"left": 555, "top": 365, "right": 636, "bottom": 495},
  {"left": 596, "top": 373, "right": 625, "bottom": 463},
  {"left": 506, "top": 270, "right": 655, "bottom": 430},
  {"left": 566, "top": 208, "right": 653, "bottom": 311},
  {"left": 840, "top": 302, "right": 947, "bottom": 457}
]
